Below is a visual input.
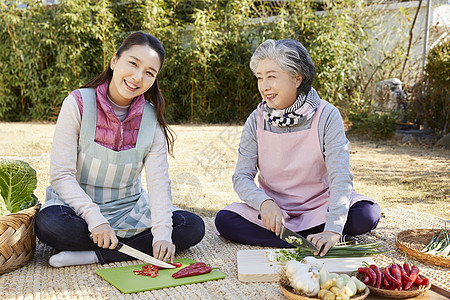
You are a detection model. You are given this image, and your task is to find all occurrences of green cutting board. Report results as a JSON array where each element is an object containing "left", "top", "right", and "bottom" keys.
[{"left": 96, "top": 258, "right": 226, "bottom": 293}]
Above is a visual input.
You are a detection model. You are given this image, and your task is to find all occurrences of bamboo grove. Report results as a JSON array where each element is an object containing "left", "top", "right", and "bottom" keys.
[{"left": 1, "top": 0, "right": 436, "bottom": 127}]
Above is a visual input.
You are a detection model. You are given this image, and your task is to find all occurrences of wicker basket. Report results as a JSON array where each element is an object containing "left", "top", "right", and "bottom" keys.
[
  {"left": 0, "top": 203, "right": 41, "bottom": 274},
  {"left": 366, "top": 280, "right": 431, "bottom": 299},
  {"left": 396, "top": 229, "right": 450, "bottom": 268}
]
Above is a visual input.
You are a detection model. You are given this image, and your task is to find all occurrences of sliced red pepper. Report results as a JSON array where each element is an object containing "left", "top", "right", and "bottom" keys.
[
  {"left": 150, "top": 269, "right": 158, "bottom": 277},
  {"left": 133, "top": 264, "right": 167, "bottom": 277}
]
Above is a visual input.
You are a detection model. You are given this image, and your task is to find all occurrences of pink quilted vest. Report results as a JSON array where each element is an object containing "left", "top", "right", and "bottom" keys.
[{"left": 70, "top": 80, "right": 146, "bottom": 151}]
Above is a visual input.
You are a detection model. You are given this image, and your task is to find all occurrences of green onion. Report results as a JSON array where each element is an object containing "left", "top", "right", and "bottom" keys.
[
  {"left": 422, "top": 223, "right": 450, "bottom": 257},
  {"left": 274, "top": 241, "right": 392, "bottom": 262}
]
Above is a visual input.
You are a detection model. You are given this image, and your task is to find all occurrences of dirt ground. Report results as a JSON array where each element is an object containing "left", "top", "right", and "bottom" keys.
[{"left": 0, "top": 122, "right": 448, "bottom": 220}]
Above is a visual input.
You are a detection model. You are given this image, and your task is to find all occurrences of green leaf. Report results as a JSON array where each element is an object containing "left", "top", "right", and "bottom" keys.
[{"left": 0, "top": 160, "right": 38, "bottom": 214}]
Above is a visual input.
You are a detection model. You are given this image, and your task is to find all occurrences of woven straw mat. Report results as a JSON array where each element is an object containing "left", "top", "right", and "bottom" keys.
[{"left": 0, "top": 206, "right": 449, "bottom": 300}]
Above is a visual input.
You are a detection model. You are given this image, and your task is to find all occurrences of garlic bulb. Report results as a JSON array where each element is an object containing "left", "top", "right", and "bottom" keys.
[
  {"left": 301, "top": 256, "right": 324, "bottom": 271},
  {"left": 284, "top": 260, "right": 321, "bottom": 297}
]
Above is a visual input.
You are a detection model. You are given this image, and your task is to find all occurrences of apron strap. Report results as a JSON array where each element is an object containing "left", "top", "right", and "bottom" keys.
[
  {"left": 135, "top": 101, "right": 157, "bottom": 148},
  {"left": 78, "top": 88, "right": 97, "bottom": 142}
]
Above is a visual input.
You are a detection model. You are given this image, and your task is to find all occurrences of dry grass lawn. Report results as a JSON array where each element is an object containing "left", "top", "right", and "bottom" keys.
[{"left": 0, "top": 122, "right": 448, "bottom": 220}]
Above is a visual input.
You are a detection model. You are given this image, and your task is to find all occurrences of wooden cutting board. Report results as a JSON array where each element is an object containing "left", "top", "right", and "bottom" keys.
[
  {"left": 96, "top": 258, "right": 226, "bottom": 293},
  {"left": 237, "top": 249, "right": 375, "bottom": 282}
]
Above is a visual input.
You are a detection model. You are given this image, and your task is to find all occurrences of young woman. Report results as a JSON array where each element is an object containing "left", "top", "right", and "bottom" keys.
[
  {"left": 35, "top": 32, "right": 205, "bottom": 267},
  {"left": 215, "top": 39, "right": 381, "bottom": 256}
]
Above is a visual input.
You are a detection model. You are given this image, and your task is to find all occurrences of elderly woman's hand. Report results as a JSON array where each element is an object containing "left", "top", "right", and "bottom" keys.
[
  {"left": 307, "top": 231, "right": 341, "bottom": 256},
  {"left": 260, "top": 199, "right": 284, "bottom": 235}
]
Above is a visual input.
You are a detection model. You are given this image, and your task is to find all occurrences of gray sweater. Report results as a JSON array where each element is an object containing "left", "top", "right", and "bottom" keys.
[{"left": 232, "top": 102, "right": 354, "bottom": 234}]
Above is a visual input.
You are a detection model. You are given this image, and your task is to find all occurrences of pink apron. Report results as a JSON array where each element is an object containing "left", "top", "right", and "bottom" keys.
[{"left": 224, "top": 100, "right": 369, "bottom": 231}]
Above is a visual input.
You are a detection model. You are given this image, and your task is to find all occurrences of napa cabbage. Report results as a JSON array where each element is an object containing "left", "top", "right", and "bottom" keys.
[{"left": 0, "top": 160, "right": 38, "bottom": 216}]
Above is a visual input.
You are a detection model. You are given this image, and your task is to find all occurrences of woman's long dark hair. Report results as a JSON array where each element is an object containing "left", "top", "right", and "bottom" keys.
[{"left": 82, "top": 32, "right": 175, "bottom": 156}]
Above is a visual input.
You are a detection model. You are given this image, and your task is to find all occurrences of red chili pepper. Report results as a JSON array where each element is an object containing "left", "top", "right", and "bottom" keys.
[
  {"left": 187, "top": 262, "right": 208, "bottom": 268},
  {"left": 171, "top": 262, "right": 183, "bottom": 268},
  {"left": 362, "top": 274, "right": 370, "bottom": 284},
  {"left": 403, "top": 263, "right": 411, "bottom": 276},
  {"left": 381, "top": 272, "right": 390, "bottom": 289},
  {"left": 358, "top": 267, "right": 376, "bottom": 286},
  {"left": 402, "top": 274, "right": 413, "bottom": 289},
  {"left": 369, "top": 265, "right": 382, "bottom": 288},
  {"left": 390, "top": 264, "right": 403, "bottom": 290},
  {"left": 415, "top": 274, "right": 429, "bottom": 286},
  {"left": 383, "top": 266, "right": 402, "bottom": 290},
  {"left": 133, "top": 270, "right": 143, "bottom": 275},
  {"left": 172, "top": 264, "right": 212, "bottom": 279},
  {"left": 404, "top": 265, "right": 419, "bottom": 290},
  {"left": 152, "top": 262, "right": 183, "bottom": 270},
  {"left": 399, "top": 264, "right": 413, "bottom": 289},
  {"left": 171, "top": 262, "right": 209, "bottom": 277}
]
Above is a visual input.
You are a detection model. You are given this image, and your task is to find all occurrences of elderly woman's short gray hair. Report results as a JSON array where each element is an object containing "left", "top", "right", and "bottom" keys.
[{"left": 249, "top": 39, "right": 316, "bottom": 96}]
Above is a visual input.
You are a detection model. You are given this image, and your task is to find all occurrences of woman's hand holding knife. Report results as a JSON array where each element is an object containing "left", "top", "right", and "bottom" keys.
[
  {"left": 260, "top": 199, "right": 285, "bottom": 235},
  {"left": 91, "top": 223, "right": 119, "bottom": 250}
]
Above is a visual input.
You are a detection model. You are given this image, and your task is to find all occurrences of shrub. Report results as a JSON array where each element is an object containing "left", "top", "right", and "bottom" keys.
[
  {"left": 348, "top": 108, "right": 398, "bottom": 140},
  {"left": 0, "top": 0, "right": 402, "bottom": 124},
  {"left": 409, "top": 40, "right": 449, "bottom": 135}
]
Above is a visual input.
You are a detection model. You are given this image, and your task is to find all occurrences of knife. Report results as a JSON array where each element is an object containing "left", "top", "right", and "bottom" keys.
[
  {"left": 279, "top": 225, "right": 319, "bottom": 252},
  {"left": 89, "top": 234, "right": 175, "bottom": 269},
  {"left": 257, "top": 214, "right": 318, "bottom": 251}
]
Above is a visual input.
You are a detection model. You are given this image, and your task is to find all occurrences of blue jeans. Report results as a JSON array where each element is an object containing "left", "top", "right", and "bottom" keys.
[
  {"left": 215, "top": 201, "right": 381, "bottom": 248},
  {"left": 35, "top": 205, "right": 205, "bottom": 264}
]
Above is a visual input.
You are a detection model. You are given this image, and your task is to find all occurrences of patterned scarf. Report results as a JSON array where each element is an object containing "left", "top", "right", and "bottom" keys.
[{"left": 262, "top": 87, "right": 321, "bottom": 127}]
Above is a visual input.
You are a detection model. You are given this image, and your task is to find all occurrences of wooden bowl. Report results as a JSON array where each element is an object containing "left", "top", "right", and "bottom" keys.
[
  {"left": 355, "top": 271, "right": 432, "bottom": 299},
  {"left": 366, "top": 279, "right": 432, "bottom": 299},
  {"left": 278, "top": 280, "right": 370, "bottom": 300},
  {"left": 396, "top": 229, "right": 450, "bottom": 268}
]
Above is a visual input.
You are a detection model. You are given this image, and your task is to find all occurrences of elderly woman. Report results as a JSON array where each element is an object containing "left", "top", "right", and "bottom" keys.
[{"left": 215, "top": 39, "right": 381, "bottom": 255}]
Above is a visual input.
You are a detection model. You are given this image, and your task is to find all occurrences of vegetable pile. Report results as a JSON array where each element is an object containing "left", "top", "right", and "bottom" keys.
[
  {"left": 280, "top": 256, "right": 367, "bottom": 300},
  {"left": 422, "top": 226, "right": 450, "bottom": 257},
  {"left": 0, "top": 159, "right": 38, "bottom": 216},
  {"left": 357, "top": 261, "right": 429, "bottom": 291},
  {"left": 268, "top": 241, "right": 391, "bottom": 262}
]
